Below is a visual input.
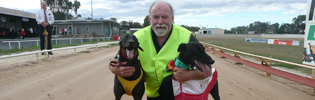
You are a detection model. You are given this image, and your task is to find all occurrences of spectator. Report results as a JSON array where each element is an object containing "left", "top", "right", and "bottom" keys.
[{"left": 36, "top": 1, "right": 55, "bottom": 55}]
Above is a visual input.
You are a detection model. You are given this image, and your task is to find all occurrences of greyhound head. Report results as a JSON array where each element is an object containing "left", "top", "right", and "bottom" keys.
[
  {"left": 177, "top": 42, "right": 215, "bottom": 77},
  {"left": 118, "top": 34, "right": 143, "bottom": 62}
]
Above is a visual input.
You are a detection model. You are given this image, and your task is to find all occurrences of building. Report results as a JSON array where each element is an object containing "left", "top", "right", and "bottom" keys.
[
  {"left": 0, "top": 6, "right": 37, "bottom": 37},
  {"left": 53, "top": 19, "right": 120, "bottom": 36},
  {"left": 129, "top": 28, "right": 142, "bottom": 34},
  {"left": 198, "top": 28, "right": 224, "bottom": 34}
]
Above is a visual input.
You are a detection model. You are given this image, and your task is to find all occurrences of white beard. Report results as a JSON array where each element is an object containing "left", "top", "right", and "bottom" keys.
[{"left": 153, "top": 24, "right": 169, "bottom": 37}]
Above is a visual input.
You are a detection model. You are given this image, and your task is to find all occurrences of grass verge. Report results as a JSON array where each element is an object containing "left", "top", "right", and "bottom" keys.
[{"left": 198, "top": 37, "right": 312, "bottom": 74}]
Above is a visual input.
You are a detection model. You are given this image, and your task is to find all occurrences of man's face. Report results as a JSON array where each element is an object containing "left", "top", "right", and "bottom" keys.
[
  {"left": 149, "top": 3, "right": 174, "bottom": 37},
  {"left": 42, "top": 3, "right": 47, "bottom": 10}
]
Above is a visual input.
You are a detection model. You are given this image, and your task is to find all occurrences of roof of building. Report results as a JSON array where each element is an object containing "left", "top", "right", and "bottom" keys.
[
  {"left": 199, "top": 28, "right": 220, "bottom": 30},
  {"left": 129, "top": 28, "right": 142, "bottom": 31},
  {"left": 54, "top": 19, "right": 120, "bottom": 24},
  {"left": 0, "top": 6, "right": 36, "bottom": 19}
]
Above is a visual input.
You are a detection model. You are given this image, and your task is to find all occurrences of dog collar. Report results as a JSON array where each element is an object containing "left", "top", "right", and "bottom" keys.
[{"left": 174, "top": 57, "right": 191, "bottom": 69}]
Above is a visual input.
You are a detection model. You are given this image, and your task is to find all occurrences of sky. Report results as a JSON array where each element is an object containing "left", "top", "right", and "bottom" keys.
[{"left": 0, "top": 0, "right": 307, "bottom": 30}]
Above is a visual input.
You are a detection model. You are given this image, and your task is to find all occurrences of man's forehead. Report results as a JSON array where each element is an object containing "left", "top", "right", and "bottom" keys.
[{"left": 152, "top": 14, "right": 168, "bottom": 17}]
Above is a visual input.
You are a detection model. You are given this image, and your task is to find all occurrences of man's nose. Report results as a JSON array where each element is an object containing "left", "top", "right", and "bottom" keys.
[{"left": 158, "top": 17, "right": 163, "bottom": 24}]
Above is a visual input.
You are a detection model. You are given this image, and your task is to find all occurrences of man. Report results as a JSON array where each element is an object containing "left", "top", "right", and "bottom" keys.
[
  {"left": 33, "top": 27, "right": 37, "bottom": 37},
  {"left": 10, "top": 26, "right": 15, "bottom": 39},
  {"left": 5, "top": 26, "right": 9, "bottom": 38},
  {"left": 109, "top": 1, "right": 220, "bottom": 100},
  {"left": 36, "top": 1, "right": 54, "bottom": 55},
  {"left": 64, "top": 27, "right": 68, "bottom": 35},
  {"left": 29, "top": 27, "right": 33, "bottom": 38},
  {"left": 62, "top": 26, "right": 65, "bottom": 35}
]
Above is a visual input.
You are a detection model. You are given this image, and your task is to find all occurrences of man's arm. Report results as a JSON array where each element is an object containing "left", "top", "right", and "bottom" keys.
[
  {"left": 173, "top": 65, "right": 212, "bottom": 83},
  {"left": 48, "top": 11, "right": 54, "bottom": 25},
  {"left": 108, "top": 53, "right": 136, "bottom": 77},
  {"left": 35, "top": 10, "right": 43, "bottom": 25}
]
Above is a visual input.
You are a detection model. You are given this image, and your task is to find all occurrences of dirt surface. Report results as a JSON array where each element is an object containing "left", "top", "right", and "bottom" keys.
[{"left": 0, "top": 44, "right": 315, "bottom": 100}]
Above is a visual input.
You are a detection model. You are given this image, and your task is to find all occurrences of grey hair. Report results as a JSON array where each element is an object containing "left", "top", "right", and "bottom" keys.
[
  {"left": 42, "top": 1, "right": 47, "bottom": 4},
  {"left": 149, "top": 1, "right": 174, "bottom": 16}
]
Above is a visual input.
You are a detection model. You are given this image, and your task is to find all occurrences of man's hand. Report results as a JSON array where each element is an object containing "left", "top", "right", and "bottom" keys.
[
  {"left": 41, "top": 22, "right": 49, "bottom": 27},
  {"left": 109, "top": 58, "right": 135, "bottom": 77},
  {"left": 173, "top": 67, "right": 192, "bottom": 83},
  {"left": 173, "top": 65, "right": 212, "bottom": 83}
]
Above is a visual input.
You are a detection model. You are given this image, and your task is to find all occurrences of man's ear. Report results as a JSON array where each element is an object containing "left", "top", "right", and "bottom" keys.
[{"left": 178, "top": 43, "right": 187, "bottom": 52}]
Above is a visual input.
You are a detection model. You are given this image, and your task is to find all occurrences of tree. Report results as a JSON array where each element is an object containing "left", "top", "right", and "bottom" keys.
[
  {"left": 143, "top": 15, "right": 150, "bottom": 27},
  {"left": 45, "top": 0, "right": 81, "bottom": 20},
  {"left": 180, "top": 25, "right": 200, "bottom": 32},
  {"left": 279, "top": 23, "right": 291, "bottom": 34},
  {"left": 128, "top": 20, "right": 134, "bottom": 28},
  {"left": 133, "top": 22, "right": 142, "bottom": 28},
  {"left": 292, "top": 15, "right": 306, "bottom": 34},
  {"left": 72, "top": 0, "right": 81, "bottom": 16},
  {"left": 77, "top": 14, "right": 82, "bottom": 18},
  {"left": 120, "top": 21, "right": 128, "bottom": 28},
  {"left": 110, "top": 17, "right": 117, "bottom": 22},
  {"left": 271, "top": 23, "right": 280, "bottom": 34}
]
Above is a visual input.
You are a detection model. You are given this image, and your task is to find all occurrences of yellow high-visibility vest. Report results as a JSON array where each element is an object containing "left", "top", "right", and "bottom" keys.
[{"left": 134, "top": 24, "right": 191, "bottom": 97}]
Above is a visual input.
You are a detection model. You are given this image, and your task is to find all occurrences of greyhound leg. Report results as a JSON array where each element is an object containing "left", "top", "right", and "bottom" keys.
[
  {"left": 210, "top": 81, "right": 220, "bottom": 100},
  {"left": 132, "top": 77, "right": 145, "bottom": 100},
  {"left": 114, "top": 76, "right": 125, "bottom": 100}
]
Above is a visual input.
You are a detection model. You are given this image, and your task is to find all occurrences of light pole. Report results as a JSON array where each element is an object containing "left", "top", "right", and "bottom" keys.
[{"left": 91, "top": 0, "right": 93, "bottom": 19}]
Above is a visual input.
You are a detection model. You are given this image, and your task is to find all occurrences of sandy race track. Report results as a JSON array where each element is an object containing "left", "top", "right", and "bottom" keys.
[{"left": 0, "top": 44, "right": 315, "bottom": 100}]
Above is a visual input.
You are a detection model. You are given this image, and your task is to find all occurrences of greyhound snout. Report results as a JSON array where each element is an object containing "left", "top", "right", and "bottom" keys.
[
  {"left": 128, "top": 40, "right": 135, "bottom": 45},
  {"left": 209, "top": 60, "right": 215, "bottom": 64}
]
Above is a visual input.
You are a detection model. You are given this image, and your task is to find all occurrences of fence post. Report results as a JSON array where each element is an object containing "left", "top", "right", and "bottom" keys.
[
  {"left": 70, "top": 39, "right": 72, "bottom": 44},
  {"left": 36, "top": 53, "right": 39, "bottom": 63},
  {"left": 37, "top": 41, "right": 39, "bottom": 47},
  {"left": 18, "top": 41, "right": 21, "bottom": 49},
  {"left": 312, "top": 69, "right": 315, "bottom": 93},
  {"left": 90, "top": 38, "right": 92, "bottom": 42},
  {"left": 9, "top": 42, "right": 11, "bottom": 49},
  {"left": 81, "top": 38, "right": 83, "bottom": 43},
  {"left": 55, "top": 39, "right": 58, "bottom": 45}
]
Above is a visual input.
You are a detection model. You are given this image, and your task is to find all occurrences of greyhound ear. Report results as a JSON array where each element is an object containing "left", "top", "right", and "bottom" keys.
[
  {"left": 119, "top": 41, "right": 122, "bottom": 46},
  {"left": 138, "top": 46, "right": 144, "bottom": 51},
  {"left": 178, "top": 43, "right": 186, "bottom": 52}
]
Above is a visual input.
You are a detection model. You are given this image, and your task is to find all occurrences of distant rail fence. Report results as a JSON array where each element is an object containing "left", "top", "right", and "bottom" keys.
[
  {"left": 201, "top": 41, "right": 315, "bottom": 91},
  {"left": 196, "top": 34, "right": 304, "bottom": 39}
]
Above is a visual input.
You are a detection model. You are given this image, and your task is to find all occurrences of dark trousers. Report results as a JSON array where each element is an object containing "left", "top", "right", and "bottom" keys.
[
  {"left": 39, "top": 25, "right": 52, "bottom": 51},
  {"left": 147, "top": 75, "right": 174, "bottom": 100},
  {"left": 10, "top": 32, "right": 15, "bottom": 39},
  {"left": 147, "top": 75, "right": 220, "bottom": 100}
]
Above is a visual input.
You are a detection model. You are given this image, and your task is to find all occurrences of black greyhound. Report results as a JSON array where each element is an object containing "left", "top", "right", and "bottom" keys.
[
  {"left": 164, "top": 42, "right": 220, "bottom": 100},
  {"left": 110, "top": 34, "right": 144, "bottom": 100}
]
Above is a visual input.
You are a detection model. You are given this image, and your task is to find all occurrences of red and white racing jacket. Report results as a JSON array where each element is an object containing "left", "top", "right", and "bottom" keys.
[{"left": 172, "top": 68, "right": 218, "bottom": 100}]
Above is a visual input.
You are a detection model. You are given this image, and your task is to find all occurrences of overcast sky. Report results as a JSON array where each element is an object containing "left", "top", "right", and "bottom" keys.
[{"left": 1, "top": 0, "right": 307, "bottom": 30}]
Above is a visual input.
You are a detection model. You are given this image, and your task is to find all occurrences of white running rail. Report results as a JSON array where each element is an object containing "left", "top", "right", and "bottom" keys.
[
  {"left": 0, "top": 41, "right": 119, "bottom": 62},
  {"left": 2, "top": 37, "right": 113, "bottom": 49}
]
